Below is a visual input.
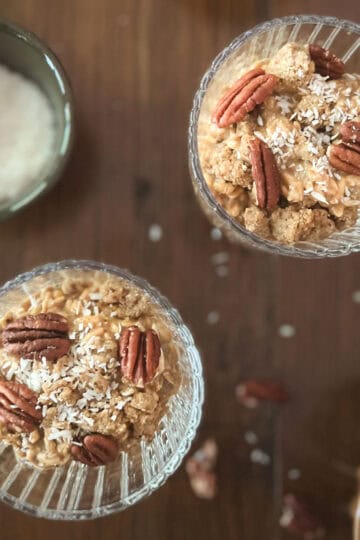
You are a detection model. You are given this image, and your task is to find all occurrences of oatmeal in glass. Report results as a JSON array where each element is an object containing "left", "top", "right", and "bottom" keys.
[
  {"left": 198, "top": 42, "right": 360, "bottom": 244},
  {"left": 0, "top": 268, "right": 180, "bottom": 468}
]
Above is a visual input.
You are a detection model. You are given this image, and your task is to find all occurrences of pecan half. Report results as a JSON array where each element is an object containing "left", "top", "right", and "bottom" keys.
[
  {"left": 250, "top": 137, "right": 281, "bottom": 210},
  {"left": 309, "top": 44, "right": 345, "bottom": 79},
  {"left": 280, "top": 494, "right": 325, "bottom": 538},
  {"left": 0, "top": 381, "right": 42, "bottom": 433},
  {"left": 2, "top": 313, "right": 71, "bottom": 361},
  {"left": 340, "top": 121, "right": 360, "bottom": 144},
  {"left": 185, "top": 439, "right": 218, "bottom": 499},
  {"left": 119, "top": 326, "right": 161, "bottom": 386},
  {"left": 329, "top": 142, "right": 360, "bottom": 175},
  {"left": 212, "top": 68, "right": 278, "bottom": 128},
  {"left": 236, "top": 379, "right": 289, "bottom": 407},
  {"left": 70, "top": 434, "right": 118, "bottom": 467}
]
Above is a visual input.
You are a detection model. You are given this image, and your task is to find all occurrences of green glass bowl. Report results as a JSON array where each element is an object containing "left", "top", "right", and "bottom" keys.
[{"left": 0, "top": 19, "right": 74, "bottom": 220}]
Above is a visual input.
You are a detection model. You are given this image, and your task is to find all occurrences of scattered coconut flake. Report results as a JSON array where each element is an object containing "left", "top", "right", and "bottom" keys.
[
  {"left": 288, "top": 468, "right": 301, "bottom": 480},
  {"left": 206, "top": 311, "right": 220, "bottom": 325},
  {"left": 211, "top": 251, "right": 229, "bottom": 266},
  {"left": 210, "top": 227, "right": 222, "bottom": 241},
  {"left": 71, "top": 440, "right": 83, "bottom": 447},
  {"left": 148, "top": 223, "right": 163, "bottom": 242},
  {"left": 253, "top": 130, "right": 267, "bottom": 143},
  {"left": 250, "top": 448, "right": 271, "bottom": 466},
  {"left": 215, "top": 265, "right": 229, "bottom": 278},
  {"left": 257, "top": 115, "right": 264, "bottom": 126},
  {"left": 244, "top": 431, "right": 258, "bottom": 445},
  {"left": 278, "top": 324, "right": 296, "bottom": 338},
  {"left": 311, "top": 191, "right": 328, "bottom": 205},
  {"left": 89, "top": 292, "right": 102, "bottom": 301},
  {"left": 275, "top": 94, "right": 294, "bottom": 115},
  {"left": 21, "top": 283, "right": 38, "bottom": 309},
  {"left": 48, "top": 428, "right": 72, "bottom": 442},
  {"left": 115, "top": 398, "right": 131, "bottom": 410},
  {"left": 116, "top": 13, "right": 130, "bottom": 27}
]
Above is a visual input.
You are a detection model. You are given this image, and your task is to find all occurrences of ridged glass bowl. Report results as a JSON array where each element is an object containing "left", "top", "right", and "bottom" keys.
[
  {"left": 0, "top": 261, "right": 204, "bottom": 520},
  {"left": 189, "top": 15, "right": 360, "bottom": 258}
]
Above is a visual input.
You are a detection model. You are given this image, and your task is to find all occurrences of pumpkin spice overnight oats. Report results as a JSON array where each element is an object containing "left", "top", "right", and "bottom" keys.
[
  {"left": 0, "top": 264, "right": 182, "bottom": 469},
  {"left": 190, "top": 16, "right": 360, "bottom": 256},
  {"left": 198, "top": 42, "right": 360, "bottom": 244}
]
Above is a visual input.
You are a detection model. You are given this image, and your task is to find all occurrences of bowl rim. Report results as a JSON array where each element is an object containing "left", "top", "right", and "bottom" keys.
[
  {"left": 0, "top": 17, "right": 75, "bottom": 221},
  {"left": 188, "top": 14, "right": 360, "bottom": 258},
  {"left": 0, "top": 260, "right": 204, "bottom": 520}
]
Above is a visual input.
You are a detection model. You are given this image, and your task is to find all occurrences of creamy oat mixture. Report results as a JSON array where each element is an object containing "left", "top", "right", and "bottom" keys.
[
  {"left": 0, "top": 270, "right": 180, "bottom": 468},
  {"left": 198, "top": 43, "right": 360, "bottom": 244}
]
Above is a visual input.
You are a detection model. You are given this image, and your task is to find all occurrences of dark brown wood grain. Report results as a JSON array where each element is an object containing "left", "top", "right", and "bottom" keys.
[{"left": 0, "top": 0, "right": 359, "bottom": 538}]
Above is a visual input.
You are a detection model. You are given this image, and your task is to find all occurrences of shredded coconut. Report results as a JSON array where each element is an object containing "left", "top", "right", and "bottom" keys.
[{"left": 0, "top": 64, "right": 55, "bottom": 207}]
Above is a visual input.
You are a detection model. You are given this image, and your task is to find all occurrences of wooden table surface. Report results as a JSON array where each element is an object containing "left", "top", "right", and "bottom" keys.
[{"left": 0, "top": 0, "right": 360, "bottom": 538}]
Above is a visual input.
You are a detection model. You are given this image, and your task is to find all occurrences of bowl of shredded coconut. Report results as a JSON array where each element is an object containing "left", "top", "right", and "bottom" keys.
[{"left": 0, "top": 19, "right": 74, "bottom": 219}]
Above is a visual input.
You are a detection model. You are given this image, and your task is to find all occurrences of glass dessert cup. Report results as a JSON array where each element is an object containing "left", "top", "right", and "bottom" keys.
[
  {"left": 0, "top": 260, "right": 204, "bottom": 520},
  {"left": 189, "top": 15, "right": 360, "bottom": 258}
]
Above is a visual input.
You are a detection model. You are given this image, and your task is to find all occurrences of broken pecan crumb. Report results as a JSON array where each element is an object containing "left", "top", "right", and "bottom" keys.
[
  {"left": 340, "top": 121, "right": 360, "bottom": 144},
  {"left": 236, "top": 379, "right": 289, "bottom": 407},
  {"left": 309, "top": 44, "right": 345, "bottom": 79},
  {"left": 185, "top": 438, "right": 218, "bottom": 499},
  {"left": 280, "top": 494, "right": 325, "bottom": 538}
]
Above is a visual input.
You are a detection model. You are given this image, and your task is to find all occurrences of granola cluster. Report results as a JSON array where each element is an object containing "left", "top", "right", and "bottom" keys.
[
  {"left": 198, "top": 42, "right": 360, "bottom": 244},
  {"left": 0, "top": 270, "right": 180, "bottom": 468}
]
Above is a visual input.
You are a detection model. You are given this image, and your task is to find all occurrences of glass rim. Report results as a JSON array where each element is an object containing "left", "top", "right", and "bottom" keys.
[
  {"left": 188, "top": 15, "right": 360, "bottom": 258},
  {"left": 0, "top": 260, "right": 204, "bottom": 520}
]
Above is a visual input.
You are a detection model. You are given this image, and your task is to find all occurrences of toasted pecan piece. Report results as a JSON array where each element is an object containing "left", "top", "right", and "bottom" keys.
[
  {"left": 2, "top": 312, "right": 71, "bottom": 361},
  {"left": 119, "top": 326, "right": 161, "bottom": 386},
  {"left": 309, "top": 44, "right": 345, "bottom": 79},
  {"left": 212, "top": 68, "right": 278, "bottom": 128},
  {"left": 249, "top": 138, "right": 281, "bottom": 210},
  {"left": 280, "top": 494, "right": 325, "bottom": 538},
  {"left": 340, "top": 121, "right": 360, "bottom": 144},
  {"left": 329, "top": 142, "right": 360, "bottom": 175},
  {"left": 0, "top": 381, "right": 41, "bottom": 433},
  {"left": 236, "top": 379, "right": 289, "bottom": 406},
  {"left": 71, "top": 434, "right": 118, "bottom": 467}
]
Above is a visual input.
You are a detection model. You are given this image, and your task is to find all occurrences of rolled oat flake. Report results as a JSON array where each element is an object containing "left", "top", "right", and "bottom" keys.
[{"left": 0, "top": 64, "right": 55, "bottom": 207}]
